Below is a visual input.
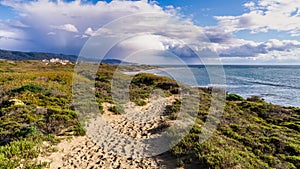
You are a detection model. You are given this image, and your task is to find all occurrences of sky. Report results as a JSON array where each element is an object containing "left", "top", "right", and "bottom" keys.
[{"left": 0, "top": 0, "right": 300, "bottom": 64}]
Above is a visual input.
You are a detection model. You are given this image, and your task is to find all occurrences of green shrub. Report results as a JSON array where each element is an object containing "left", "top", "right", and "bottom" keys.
[
  {"left": 247, "top": 96, "right": 264, "bottom": 102},
  {"left": 10, "top": 84, "right": 44, "bottom": 94},
  {"left": 135, "top": 99, "right": 147, "bottom": 106},
  {"left": 0, "top": 136, "right": 42, "bottom": 168},
  {"left": 226, "top": 94, "right": 244, "bottom": 101},
  {"left": 72, "top": 124, "right": 86, "bottom": 136},
  {"left": 108, "top": 104, "right": 125, "bottom": 114},
  {"left": 13, "top": 126, "right": 38, "bottom": 138}
]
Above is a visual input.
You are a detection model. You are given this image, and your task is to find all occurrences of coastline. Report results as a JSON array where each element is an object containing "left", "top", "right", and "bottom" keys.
[
  {"left": 123, "top": 66, "right": 300, "bottom": 108},
  {"left": 0, "top": 60, "right": 299, "bottom": 168}
]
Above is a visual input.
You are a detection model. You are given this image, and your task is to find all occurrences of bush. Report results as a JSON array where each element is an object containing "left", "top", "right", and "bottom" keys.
[
  {"left": 247, "top": 95, "right": 264, "bottom": 102},
  {"left": 10, "top": 84, "right": 44, "bottom": 94},
  {"left": 226, "top": 94, "right": 244, "bottom": 101},
  {"left": 72, "top": 124, "right": 86, "bottom": 136},
  {"left": 135, "top": 99, "right": 147, "bottom": 106},
  {"left": 108, "top": 104, "right": 125, "bottom": 114},
  {"left": 13, "top": 126, "right": 38, "bottom": 138}
]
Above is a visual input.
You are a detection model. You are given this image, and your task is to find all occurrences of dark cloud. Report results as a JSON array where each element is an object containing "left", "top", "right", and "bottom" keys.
[{"left": 203, "top": 27, "right": 234, "bottom": 43}]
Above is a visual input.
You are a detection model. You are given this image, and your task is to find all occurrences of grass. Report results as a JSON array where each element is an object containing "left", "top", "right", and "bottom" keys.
[
  {"left": 0, "top": 133, "right": 51, "bottom": 169},
  {"left": 169, "top": 96, "right": 300, "bottom": 168},
  {"left": 0, "top": 60, "right": 299, "bottom": 168}
]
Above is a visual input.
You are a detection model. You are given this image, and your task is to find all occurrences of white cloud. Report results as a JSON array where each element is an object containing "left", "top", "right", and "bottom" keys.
[
  {"left": 7, "top": 20, "right": 29, "bottom": 28},
  {"left": 220, "top": 47, "right": 300, "bottom": 65},
  {"left": 119, "top": 35, "right": 166, "bottom": 51},
  {"left": 215, "top": 0, "right": 300, "bottom": 36},
  {"left": 164, "top": 5, "right": 181, "bottom": 15},
  {"left": 0, "top": 0, "right": 166, "bottom": 54},
  {"left": 217, "top": 39, "right": 300, "bottom": 57},
  {"left": 243, "top": 1, "right": 255, "bottom": 9},
  {"left": 0, "top": 0, "right": 300, "bottom": 64},
  {"left": 258, "top": 48, "right": 300, "bottom": 61},
  {"left": 0, "top": 30, "right": 18, "bottom": 39},
  {"left": 47, "top": 32, "right": 56, "bottom": 36},
  {"left": 0, "top": 0, "right": 214, "bottom": 63},
  {"left": 52, "top": 24, "right": 79, "bottom": 33},
  {"left": 84, "top": 27, "right": 96, "bottom": 36}
]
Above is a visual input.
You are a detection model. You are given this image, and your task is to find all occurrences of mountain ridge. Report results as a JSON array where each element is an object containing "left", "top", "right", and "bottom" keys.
[
  {"left": 0, "top": 49, "right": 132, "bottom": 64},
  {"left": 0, "top": 49, "right": 77, "bottom": 62}
]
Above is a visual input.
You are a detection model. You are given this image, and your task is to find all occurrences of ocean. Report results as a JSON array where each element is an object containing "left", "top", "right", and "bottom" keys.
[{"left": 130, "top": 65, "right": 300, "bottom": 108}]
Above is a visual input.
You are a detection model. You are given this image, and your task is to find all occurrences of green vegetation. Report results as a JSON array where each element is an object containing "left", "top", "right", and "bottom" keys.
[
  {"left": 226, "top": 93, "right": 244, "bottom": 101},
  {"left": 0, "top": 61, "right": 79, "bottom": 167},
  {"left": 169, "top": 97, "right": 300, "bottom": 168},
  {"left": 0, "top": 49, "right": 76, "bottom": 61},
  {"left": 0, "top": 60, "right": 299, "bottom": 168},
  {"left": 108, "top": 104, "right": 125, "bottom": 115}
]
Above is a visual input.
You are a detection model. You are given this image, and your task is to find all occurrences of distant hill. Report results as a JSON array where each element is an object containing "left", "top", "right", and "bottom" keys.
[
  {"left": 0, "top": 49, "right": 78, "bottom": 62},
  {"left": 0, "top": 49, "right": 134, "bottom": 64},
  {"left": 99, "top": 59, "right": 135, "bottom": 65}
]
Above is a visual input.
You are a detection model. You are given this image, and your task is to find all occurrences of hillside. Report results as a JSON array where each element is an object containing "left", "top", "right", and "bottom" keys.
[
  {"left": 0, "top": 60, "right": 299, "bottom": 168},
  {"left": 0, "top": 49, "right": 134, "bottom": 65},
  {"left": 0, "top": 49, "right": 77, "bottom": 62}
]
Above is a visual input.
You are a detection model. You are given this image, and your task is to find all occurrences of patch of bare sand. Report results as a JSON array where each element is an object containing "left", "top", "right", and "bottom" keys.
[{"left": 38, "top": 95, "right": 184, "bottom": 169}]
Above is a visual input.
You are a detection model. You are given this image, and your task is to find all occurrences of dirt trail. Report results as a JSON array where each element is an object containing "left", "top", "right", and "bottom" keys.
[{"left": 38, "top": 96, "right": 182, "bottom": 169}]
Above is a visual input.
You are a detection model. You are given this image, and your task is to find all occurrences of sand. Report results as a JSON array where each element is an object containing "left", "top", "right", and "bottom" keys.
[{"left": 37, "top": 95, "right": 183, "bottom": 169}]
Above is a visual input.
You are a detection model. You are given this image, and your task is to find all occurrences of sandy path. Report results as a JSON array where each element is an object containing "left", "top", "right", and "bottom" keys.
[{"left": 38, "top": 95, "right": 181, "bottom": 169}]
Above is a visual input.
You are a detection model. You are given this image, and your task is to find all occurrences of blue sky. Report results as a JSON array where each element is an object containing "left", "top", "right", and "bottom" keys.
[
  {"left": 0, "top": 0, "right": 300, "bottom": 64},
  {"left": 0, "top": 4, "right": 15, "bottom": 19},
  {"left": 0, "top": 0, "right": 249, "bottom": 27},
  {"left": 156, "top": 0, "right": 248, "bottom": 24}
]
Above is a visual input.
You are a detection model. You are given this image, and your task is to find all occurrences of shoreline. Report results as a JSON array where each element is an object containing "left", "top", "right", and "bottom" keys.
[{"left": 123, "top": 67, "right": 300, "bottom": 108}]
